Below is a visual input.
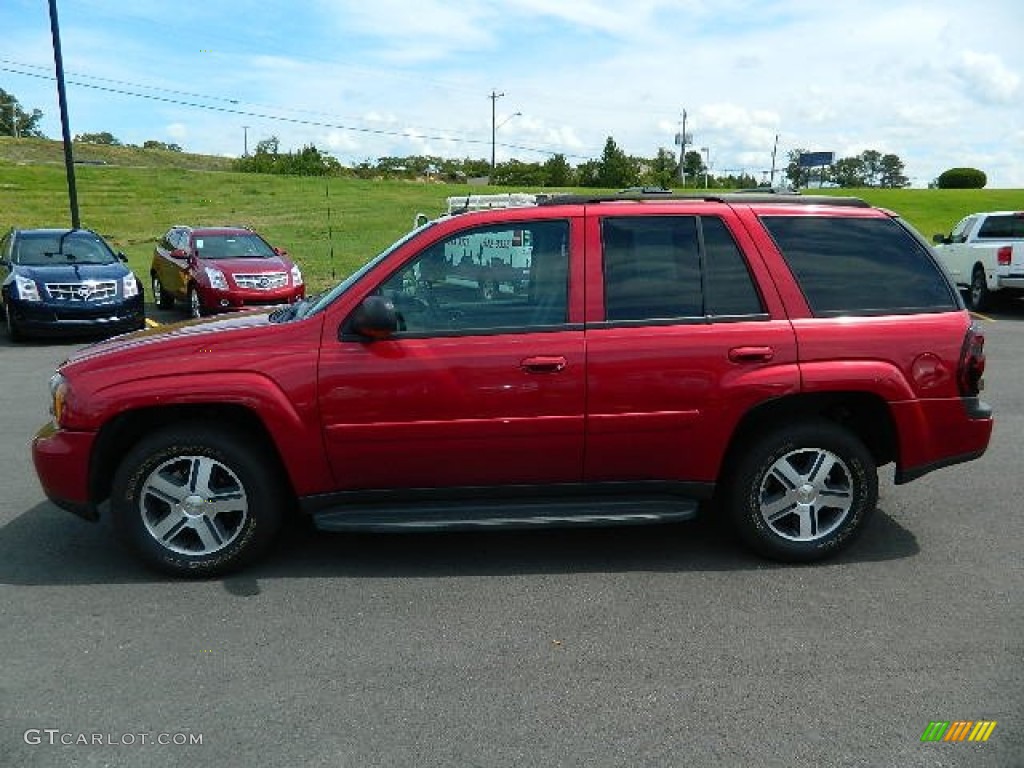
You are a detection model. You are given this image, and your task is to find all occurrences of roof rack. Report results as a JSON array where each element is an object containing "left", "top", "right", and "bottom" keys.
[{"left": 537, "top": 192, "right": 870, "bottom": 208}]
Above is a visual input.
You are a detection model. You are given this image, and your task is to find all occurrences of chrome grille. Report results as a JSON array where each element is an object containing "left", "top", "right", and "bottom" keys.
[
  {"left": 45, "top": 280, "right": 118, "bottom": 302},
  {"left": 233, "top": 272, "right": 288, "bottom": 291}
]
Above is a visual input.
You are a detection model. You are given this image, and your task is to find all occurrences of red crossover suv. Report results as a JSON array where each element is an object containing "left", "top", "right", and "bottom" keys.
[
  {"left": 150, "top": 225, "right": 305, "bottom": 318},
  {"left": 33, "top": 192, "right": 993, "bottom": 576}
]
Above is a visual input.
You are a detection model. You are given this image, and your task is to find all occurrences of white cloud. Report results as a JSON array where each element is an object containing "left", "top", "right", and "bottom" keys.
[{"left": 954, "top": 51, "right": 1021, "bottom": 104}]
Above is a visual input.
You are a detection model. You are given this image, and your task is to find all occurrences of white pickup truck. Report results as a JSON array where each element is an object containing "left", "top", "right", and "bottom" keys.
[{"left": 933, "top": 211, "right": 1024, "bottom": 311}]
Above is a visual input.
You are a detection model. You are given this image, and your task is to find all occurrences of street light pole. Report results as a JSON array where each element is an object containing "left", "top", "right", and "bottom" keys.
[
  {"left": 489, "top": 90, "right": 504, "bottom": 175},
  {"left": 48, "top": 0, "right": 80, "bottom": 229},
  {"left": 243, "top": 125, "right": 249, "bottom": 157},
  {"left": 701, "top": 147, "right": 710, "bottom": 188}
]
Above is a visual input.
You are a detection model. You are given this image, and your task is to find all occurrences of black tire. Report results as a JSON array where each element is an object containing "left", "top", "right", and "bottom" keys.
[
  {"left": 187, "top": 284, "right": 204, "bottom": 319},
  {"left": 726, "top": 421, "right": 877, "bottom": 562},
  {"left": 110, "top": 424, "right": 285, "bottom": 576},
  {"left": 152, "top": 273, "right": 174, "bottom": 309},
  {"left": 4, "top": 300, "right": 24, "bottom": 342},
  {"left": 967, "top": 266, "right": 991, "bottom": 312}
]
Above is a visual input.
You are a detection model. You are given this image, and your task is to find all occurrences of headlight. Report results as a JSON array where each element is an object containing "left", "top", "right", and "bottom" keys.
[
  {"left": 290, "top": 264, "right": 303, "bottom": 286},
  {"left": 123, "top": 274, "right": 140, "bottom": 298},
  {"left": 49, "top": 372, "right": 69, "bottom": 426},
  {"left": 14, "top": 274, "right": 41, "bottom": 302},
  {"left": 204, "top": 267, "right": 228, "bottom": 290}
]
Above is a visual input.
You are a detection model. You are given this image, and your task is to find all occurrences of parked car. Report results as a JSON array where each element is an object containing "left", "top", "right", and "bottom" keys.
[
  {"left": 150, "top": 225, "right": 305, "bottom": 318},
  {"left": 33, "top": 192, "right": 992, "bottom": 576},
  {"left": 1, "top": 227, "right": 145, "bottom": 342},
  {"left": 932, "top": 211, "right": 1024, "bottom": 311}
]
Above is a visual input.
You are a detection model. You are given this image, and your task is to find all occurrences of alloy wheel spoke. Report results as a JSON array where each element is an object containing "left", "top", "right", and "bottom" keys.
[
  {"left": 188, "top": 457, "right": 217, "bottom": 496},
  {"left": 149, "top": 509, "right": 190, "bottom": 543}
]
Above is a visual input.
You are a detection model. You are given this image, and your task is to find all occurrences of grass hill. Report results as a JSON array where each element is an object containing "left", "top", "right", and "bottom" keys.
[{"left": 2, "top": 137, "right": 1023, "bottom": 293}]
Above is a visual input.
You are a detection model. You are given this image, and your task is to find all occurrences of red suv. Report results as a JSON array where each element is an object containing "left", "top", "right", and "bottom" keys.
[
  {"left": 33, "top": 192, "right": 993, "bottom": 576},
  {"left": 150, "top": 225, "right": 305, "bottom": 318}
]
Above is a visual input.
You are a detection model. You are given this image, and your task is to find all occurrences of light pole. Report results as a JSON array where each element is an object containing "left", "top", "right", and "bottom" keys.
[
  {"left": 242, "top": 125, "right": 249, "bottom": 157},
  {"left": 701, "top": 146, "right": 710, "bottom": 188}
]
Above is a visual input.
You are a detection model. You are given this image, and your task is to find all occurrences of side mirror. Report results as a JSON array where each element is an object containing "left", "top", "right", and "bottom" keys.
[
  {"left": 171, "top": 248, "right": 188, "bottom": 260},
  {"left": 346, "top": 296, "right": 398, "bottom": 340},
  {"left": 117, "top": 251, "right": 128, "bottom": 263},
  {"left": 273, "top": 246, "right": 289, "bottom": 257},
  {"left": 932, "top": 234, "right": 945, "bottom": 244}
]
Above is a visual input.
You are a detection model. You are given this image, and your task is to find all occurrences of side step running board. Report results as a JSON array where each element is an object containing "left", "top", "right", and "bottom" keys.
[{"left": 312, "top": 498, "right": 699, "bottom": 533}]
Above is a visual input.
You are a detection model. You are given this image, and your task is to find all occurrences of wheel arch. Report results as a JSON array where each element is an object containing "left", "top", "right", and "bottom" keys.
[
  {"left": 720, "top": 391, "right": 898, "bottom": 485},
  {"left": 90, "top": 404, "right": 296, "bottom": 510}
]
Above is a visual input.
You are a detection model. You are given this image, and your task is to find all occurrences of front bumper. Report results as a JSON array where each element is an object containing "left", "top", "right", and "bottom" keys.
[
  {"left": 32, "top": 422, "right": 99, "bottom": 521},
  {"left": 9, "top": 296, "right": 145, "bottom": 338},
  {"left": 199, "top": 285, "right": 305, "bottom": 313}
]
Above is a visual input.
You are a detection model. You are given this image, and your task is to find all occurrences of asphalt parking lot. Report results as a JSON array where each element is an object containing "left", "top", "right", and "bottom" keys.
[{"left": 1, "top": 304, "right": 1022, "bottom": 768}]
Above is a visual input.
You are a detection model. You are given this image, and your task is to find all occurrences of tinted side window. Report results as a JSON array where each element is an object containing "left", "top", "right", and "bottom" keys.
[
  {"left": 602, "top": 217, "right": 702, "bottom": 321},
  {"left": 976, "top": 215, "right": 1024, "bottom": 239},
  {"left": 760, "top": 216, "right": 957, "bottom": 316},
  {"left": 378, "top": 219, "right": 569, "bottom": 335},
  {"left": 703, "top": 217, "right": 764, "bottom": 316},
  {"left": 602, "top": 216, "right": 764, "bottom": 322}
]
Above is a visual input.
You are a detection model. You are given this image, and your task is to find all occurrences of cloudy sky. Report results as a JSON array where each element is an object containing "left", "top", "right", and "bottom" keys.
[{"left": 4, "top": 0, "right": 1023, "bottom": 186}]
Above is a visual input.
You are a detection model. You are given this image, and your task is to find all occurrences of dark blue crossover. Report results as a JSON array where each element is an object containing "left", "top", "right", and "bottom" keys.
[{"left": 1, "top": 228, "right": 145, "bottom": 341}]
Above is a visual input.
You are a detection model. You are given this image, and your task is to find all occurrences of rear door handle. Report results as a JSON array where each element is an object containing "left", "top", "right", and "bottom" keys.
[
  {"left": 521, "top": 355, "right": 567, "bottom": 373},
  {"left": 728, "top": 346, "right": 774, "bottom": 363}
]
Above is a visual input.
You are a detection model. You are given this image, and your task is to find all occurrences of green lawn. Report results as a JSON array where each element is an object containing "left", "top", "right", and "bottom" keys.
[{"left": 2, "top": 138, "right": 1023, "bottom": 294}]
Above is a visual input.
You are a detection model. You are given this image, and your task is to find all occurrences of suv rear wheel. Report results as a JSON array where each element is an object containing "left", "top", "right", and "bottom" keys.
[
  {"left": 727, "top": 421, "right": 877, "bottom": 562},
  {"left": 110, "top": 425, "right": 284, "bottom": 576}
]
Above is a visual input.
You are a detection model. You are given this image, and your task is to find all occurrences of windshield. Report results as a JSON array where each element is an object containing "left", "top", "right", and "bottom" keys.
[
  {"left": 15, "top": 232, "right": 118, "bottom": 266},
  {"left": 194, "top": 233, "right": 277, "bottom": 260},
  {"left": 297, "top": 223, "right": 434, "bottom": 319}
]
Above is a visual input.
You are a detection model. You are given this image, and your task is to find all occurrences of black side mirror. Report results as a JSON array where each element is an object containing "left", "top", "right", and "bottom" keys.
[
  {"left": 117, "top": 251, "right": 128, "bottom": 263},
  {"left": 346, "top": 296, "right": 398, "bottom": 340}
]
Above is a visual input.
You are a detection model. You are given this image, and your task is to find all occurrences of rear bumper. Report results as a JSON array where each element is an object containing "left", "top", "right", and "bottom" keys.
[
  {"left": 32, "top": 422, "right": 99, "bottom": 521},
  {"left": 892, "top": 396, "right": 993, "bottom": 485}
]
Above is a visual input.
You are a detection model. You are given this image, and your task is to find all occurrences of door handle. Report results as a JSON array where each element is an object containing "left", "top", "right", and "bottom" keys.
[
  {"left": 728, "top": 346, "right": 774, "bottom": 363},
  {"left": 521, "top": 356, "right": 567, "bottom": 373}
]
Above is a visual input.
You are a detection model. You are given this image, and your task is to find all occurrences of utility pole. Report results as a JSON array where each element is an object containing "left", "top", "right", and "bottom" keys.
[
  {"left": 770, "top": 133, "right": 779, "bottom": 187},
  {"left": 243, "top": 125, "right": 249, "bottom": 157},
  {"left": 489, "top": 90, "right": 504, "bottom": 175},
  {"left": 675, "top": 109, "right": 689, "bottom": 185}
]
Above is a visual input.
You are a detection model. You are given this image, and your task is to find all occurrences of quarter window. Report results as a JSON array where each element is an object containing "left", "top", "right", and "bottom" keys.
[{"left": 761, "top": 215, "right": 957, "bottom": 316}]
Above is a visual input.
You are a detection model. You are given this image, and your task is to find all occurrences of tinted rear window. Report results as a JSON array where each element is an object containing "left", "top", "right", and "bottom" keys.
[
  {"left": 760, "top": 216, "right": 957, "bottom": 316},
  {"left": 976, "top": 215, "right": 1024, "bottom": 239}
]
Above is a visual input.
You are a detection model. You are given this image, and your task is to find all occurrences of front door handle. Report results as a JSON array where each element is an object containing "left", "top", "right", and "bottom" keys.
[
  {"left": 728, "top": 346, "right": 774, "bottom": 363},
  {"left": 521, "top": 355, "right": 567, "bottom": 373}
]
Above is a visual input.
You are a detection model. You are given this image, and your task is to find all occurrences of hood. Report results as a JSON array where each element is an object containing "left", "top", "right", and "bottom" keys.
[
  {"left": 201, "top": 256, "right": 292, "bottom": 274},
  {"left": 16, "top": 262, "right": 130, "bottom": 283},
  {"left": 64, "top": 309, "right": 276, "bottom": 366}
]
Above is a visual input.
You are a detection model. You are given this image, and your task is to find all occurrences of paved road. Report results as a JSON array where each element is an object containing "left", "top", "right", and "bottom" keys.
[{"left": 1, "top": 306, "right": 1021, "bottom": 767}]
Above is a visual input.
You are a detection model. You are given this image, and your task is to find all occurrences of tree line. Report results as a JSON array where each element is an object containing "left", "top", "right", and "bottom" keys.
[{"left": 1, "top": 87, "right": 985, "bottom": 189}]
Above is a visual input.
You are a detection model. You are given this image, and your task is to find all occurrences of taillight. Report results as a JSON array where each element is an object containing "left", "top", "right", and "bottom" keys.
[
  {"left": 958, "top": 324, "right": 986, "bottom": 397},
  {"left": 996, "top": 246, "right": 1012, "bottom": 266}
]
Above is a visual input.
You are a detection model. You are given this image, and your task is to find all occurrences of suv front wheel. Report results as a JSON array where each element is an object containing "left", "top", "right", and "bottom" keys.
[
  {"left": 110, "top": 424, "right": 285, "bottom": 576},
  {"left": 726, "top": 421, "right": 877, "bottom": 562}
]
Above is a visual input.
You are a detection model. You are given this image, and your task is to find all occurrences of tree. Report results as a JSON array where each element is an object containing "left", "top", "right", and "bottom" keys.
[
  {"left": 596, "top": 137, "right": 638, "bottom": 188},
  {"left": 878, "top": 154, "right": 909, "bottom": 188},
  {"left": 642, "top": 148, "right": 679, "bottom": 189},
  {"left": 784, "top": 149, "right": 813, "bottom": 189},
  {"left": 0, "top": 88, "right": 45, "bottom": 138},
  {"left": 543, "top": 154, "right": 574, "bottom": 187},
  {"left": 143, "top": 140, "right": 183, "bottom": 152},
  {"left": 860, "top": 150, "right": 882, "bottom": 187},
  {"left": 830, "top": 156, "right": 866, "bottom": 188},
  {"left": 682, "top": 150, "right": 705, "bottom": 187},
  {"left": 74, "top": 131, "right": 121, "bottom": 146},
  {"left": 937, "top": 167, "right": 987, "bottom": 189}
]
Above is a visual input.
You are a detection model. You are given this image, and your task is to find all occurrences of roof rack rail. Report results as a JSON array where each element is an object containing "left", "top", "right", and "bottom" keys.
[{"left": 537, "top": 192, "right": 869, "bottom": 208}]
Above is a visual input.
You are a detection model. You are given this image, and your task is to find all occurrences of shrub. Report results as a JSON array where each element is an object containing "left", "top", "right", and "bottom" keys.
[{"left": 937, "top": 167, "right": 987, "bottom": 189}]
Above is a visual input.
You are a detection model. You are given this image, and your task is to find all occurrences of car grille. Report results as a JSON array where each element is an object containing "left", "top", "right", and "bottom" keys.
[
  {"left": 233, "top": 272, "right": 288, "bottom": 290},
  {"left": 45, "top": 281, "right": 118, "bottom": 302}
]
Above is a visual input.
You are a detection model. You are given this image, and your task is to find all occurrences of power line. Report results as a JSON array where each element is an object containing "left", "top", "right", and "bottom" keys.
[{"left": 1, "top": 62, "right": 596, "bottom": 160}]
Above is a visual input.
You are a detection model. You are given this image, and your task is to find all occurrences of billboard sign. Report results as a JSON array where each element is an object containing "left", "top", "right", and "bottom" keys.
[{"left": 798, "top": 151, "right": 835, "bottom": 168}]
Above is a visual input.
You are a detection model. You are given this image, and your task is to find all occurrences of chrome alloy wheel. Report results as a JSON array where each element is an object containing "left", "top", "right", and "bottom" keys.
[
  {"left": 757, "top": 447, "right": 854, "bottom": 542},
  {"left": 189, "top": 287, "right": 202, "bottom": 318},
  {"left": 139, "top": 455, "right": 248, "bottom": 556}
]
